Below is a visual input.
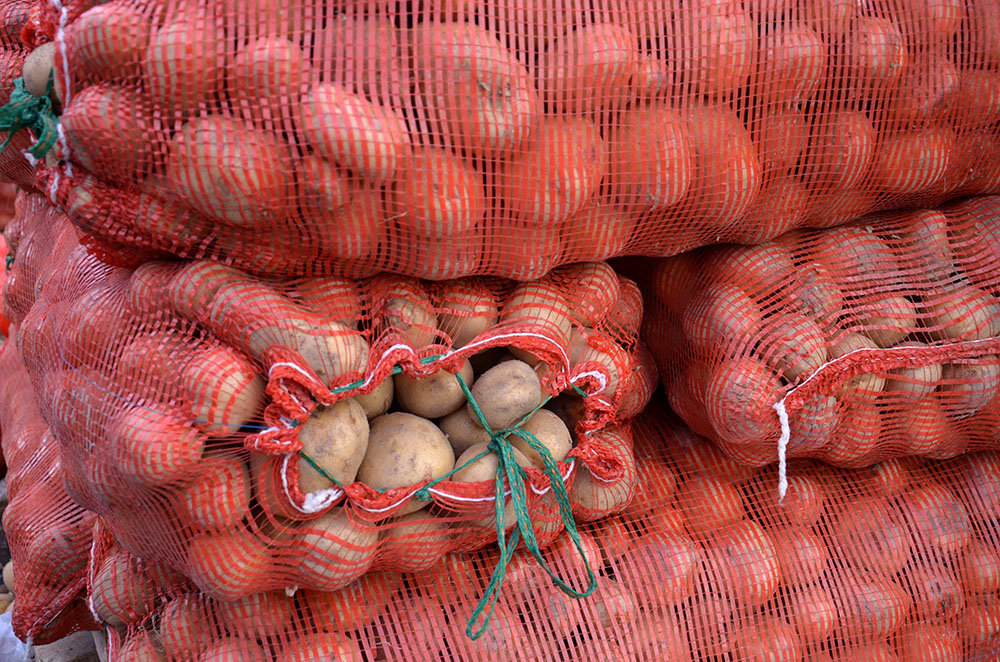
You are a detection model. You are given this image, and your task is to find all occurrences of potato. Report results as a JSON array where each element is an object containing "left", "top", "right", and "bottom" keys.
[
  {"left": 510, "top": 408, "right": 572, "bottom": 468},
  {"left": 893, "top": 54, "right": 958, "bottom": 123},
  {"left": 230, "top": 37, "right": 312, "bottom": 130},
  {"left": 804, "top": 110, "right": 875, "bottom": 190},
  {"left": 681, "top": 283, "right": 762, "bottom": 354},
  {"left": 300, "top": 171, "right": 383, "bottom": 262},
  {"left": 294, "top": 508, "right": 379, "bottom": 591},
  {"left": 375, "top": 276, "right": 439, "bottom": 348},
  {"left": 395, "top": 359, "right": 474, "bottom": 419},
  {"left": 501, "top": 282, "right": 575, "bottom": 365},
  {"left": 874, "top": 126, "right": 954, "bottom": 195},
  {"left": 571, "top": 426, "right": 636, "bottom": 518},
  {"left": 572, "top": 336, "right": 631, "bottom": 399},
  {"left": 705, "top": 358, "right": 783, "bottom": 447},
  {"left": 828, "top": 332, "right": 886, "bottom": 399},
  {"left": 66, "top": 3, "right": 151, "bottom": 82},
  {"left": 940, "top": 359, "right": 1000, "bottom": 419},
  {"left": 858, "top": 295, "right": 919, "bottom": 348},
  {"left": 898, "top": 210, "right": 957, "bottom": 283},
  {"left": 293, "top": 277, "right": 362, "bottom": 326},
  {"left": 434, "top": 281, "right": 499, "bottom": 348},
  {"left": 921, "top": 287, "right": 1000, "bottom": 342},
  {"left": 176, "top": 456, "right": 250, "bottom": 530},
  {"left": 536, "top": 23, "right": 638, "bottom": 114},
  {"left": 279, "top": 633, "right": 362, "bottom": 662},
  {"left": 610, "top": 103, "right": 691, "bottom": 211},
  {"left": 316, "top": 13, "right": 402, "bottom": 100},
  {"left": 2, "top": 562, "right": 11, "bottom": 593},
  {"left": 956, "top": 68, "right": 1000, "bottom": 128},
  {"left": 298, "top": 398, "right": 369, "bottom": 493},
  {"left": 183, "top": 343, "right": 265, "bottom": 436},
  {"left": 62, "top": 85, "right": 155, "bottom": 187},
  {"left": 411, "top": 22, "right": 537, "bottom": 157},
  {"left": 501, "top": 115, "right": 606, "bottom": 225},
  {"left": 357, "top": 413, "right": 455, "bottom": 514},
  {"left": 298, "top": 83, "right": 410, "bottom": 185},
  {"left": 683, "top": 103, "right": 761, "bottom": 229},
  {"left": 757, "top": 23, "right": 826, "bottom": 105},
  {"left": 845, "top": 16, "right": 906, "bottom": 91},
  {"left": 754, "top": 106, "right": 809, "bottom": 176},
  {"left": 631, "top": 53, "right": 676, "bottom": 100},
  {"left": 291, "top": 321, "right": 371, "bottom": 386},
  {"left": 23, "top": 42, "right": 55, "bottom": 99},
  {"left": 389, "top": 145, "right": 484, "bottom": 239},
  {"left": 144, "top": 11, "right": 228, "bottom": 118},
  {"left": 215, "top": 590, "right": 295, "bottom": 638},
  {"left": 200, "top": 638, "right": 268, "bottom": 662},
  {"left": 167, "top": 115, "right": 293, "bottom": 227},
  {"left": 186, "top": 528, "right": 271, "bottom": 600},
  {"left": 673, "top": 0, "right": 756, "bottom": 98},
  {"left": 355, "top": 378, "right": 394, "bottom": 420},
  {"left": 439, "top": 406, "right": 493, "bottom": 455},
  {"left": 469, "top": 360, "right": 543, "bottom": 431},
  {"left": 378, "top": 511, "right": 451, "bottom": 572},
  {"left": 451, "top": 442, "right": 532, "bottom": 482},
  {"left": 118, "top": 630, "right": 166, "bottom": 662},
  {"left": 91, "top": 551, "right": 156, "bottom": 627},
  {"left": 111, "top": 407, "right": 206, "bottom": 486}
]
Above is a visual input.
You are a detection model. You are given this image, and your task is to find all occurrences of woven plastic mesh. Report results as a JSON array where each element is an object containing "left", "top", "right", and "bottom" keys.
[
  {"left": 0, "top": 0, "right": 988, "bottom": 277},
  {"left": 0, "top": 337, "right": 98, "bottom": 644},
  {"left": 3, "top": 192, "right": 654, "bottom": 608},
  {"left": 632, "top": 195, "right": 1000, "bottom": 471},
  {"left": 95, "top": 395, "right": 1000, "bottom": 660}
]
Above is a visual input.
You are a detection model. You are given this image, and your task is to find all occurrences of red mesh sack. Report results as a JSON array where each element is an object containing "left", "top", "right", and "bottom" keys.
[
  {"left": 6, "top": 0, "right": 997, "bottom": 278},
  {"left": 0, "top": 337, "right": 99, "bottom": 644},
  {"left": 634, "top": 195, "right": 1000, "bottom": 490},
  {"left": 96, "top": 397, "right": 1000, "bottom": 660},
  {"left": 9, "top": 196, "right": 654, "bottom": 616}
]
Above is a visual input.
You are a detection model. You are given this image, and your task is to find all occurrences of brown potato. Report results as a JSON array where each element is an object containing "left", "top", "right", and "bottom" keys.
[
  {"left": 294, "top": 508, "right": 379, "bottom": 591},
  {"left": 885, "top": 341, "right": 942, "bottom": 399},
  {"left": 357, "top": 413, "right": 456, "bottom": 514},
  {"left": 291, "top": 321, "right": 370, "bottom": 385},
  {"left": 940, "top": 359, "right": 1000, "bottom": 419},
  {"left": 922, "top": 287, "right": 1000, "bottom": 342},
  {"left": 378, "top": 511, "right": 451, "bottom": 572},
  {"left": 23, "top": 42, "right": 56, "bottom": 99},
  {"left": 828, "top": 332, "right": 886, "bottom": 398},
  {"left": 511, "top": 409, "right": 572, "bottom": 468},
  {"left": 298, "top": 398, "right": 369, "bottom": 493},
  {"left": 434, "top": 281, "right": 499, "bottom": 349},
  {"left": 439, "top": 407, "right": 493, "bottom": 455},
  {"left": 469, "top": 360, "right": 543, "bottom": 431},
  {"left": 501, "top": 282, "right": 575, "bottom": 366},
  {"left": 394, "top": 359, "right": 474, "bottom": 419},
  {"left": 377, "top": 278, "right": 439, "bottom": 348},
  {"left": 2, "top": 562, "right": 12, "bottom": 594},
  {"left": 355, "top": 378, "right": 394, "bottom": 420},
  {"left": 858, "top": 295, "right": 918, "bottom": 348}
]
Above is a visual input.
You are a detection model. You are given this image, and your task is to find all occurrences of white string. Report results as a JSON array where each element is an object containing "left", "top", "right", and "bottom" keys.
[
  {"left": 772, "top": 336, "right": 999, "bottom": 503},
  {"left": 49, "top": 0, "right": 72, "bottom": 166}
]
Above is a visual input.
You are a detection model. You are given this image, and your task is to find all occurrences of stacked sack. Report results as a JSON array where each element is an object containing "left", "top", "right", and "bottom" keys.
[
  {"left": 638, "top": 196, "right": 1000, "bottom": 473},
  {"left": 4, "top": 191, "right": 655, "bottom": 626},
  {"left": 0, "top": 326, "right": 98, "bottom": 643},
  {"left": 97, "top": 398, "right": 1000, "bottom": 661},
  {"left": 0, "top": 0, "right": 994, "bottom": 277}
]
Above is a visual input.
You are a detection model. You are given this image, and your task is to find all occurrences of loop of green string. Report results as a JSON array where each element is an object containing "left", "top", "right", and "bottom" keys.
[
  {"left": 290, "top": 351, "right": 596, "bottom": 639},
  {"left": 0, "top": 77, "right": 59, "bottom": 159},
  {"left": 4, "top": 254, "right": 12, "bottom": 273}
]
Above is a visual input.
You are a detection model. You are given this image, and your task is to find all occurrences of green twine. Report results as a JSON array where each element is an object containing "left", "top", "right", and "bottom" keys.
[
  {"left": 0, "top": 77, "right": 59, "bottom": 159},
  {"left": 4, "top": 254, "right": 12, "bottom": 273},
  {"left": 295, "top": 354, "right": 597, "bottom": 639}
]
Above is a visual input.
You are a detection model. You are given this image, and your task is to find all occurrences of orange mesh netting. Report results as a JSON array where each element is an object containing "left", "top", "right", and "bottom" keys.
[
  {"left": 96, "top": 396, "right": 1000, "bottom": 661},
  {"left": 0, "top": 0, "right": 993, "bottom": 277},
  {"left": 633, "top": 195, "right": 1000, "bottom": 485},
  {"left": 0, "top": 337, "right": 98, "bottom": 644},
  {"left": 3, "top": 192, "right": 655, "bottom": 626}
]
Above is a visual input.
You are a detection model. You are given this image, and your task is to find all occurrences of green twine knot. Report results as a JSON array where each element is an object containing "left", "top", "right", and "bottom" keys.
[
  {"left": 0, "top": 77, "right": 59, "bottom": 159},
  {"left": 4, "top": 254, "right": 12, "bottom": 273}
]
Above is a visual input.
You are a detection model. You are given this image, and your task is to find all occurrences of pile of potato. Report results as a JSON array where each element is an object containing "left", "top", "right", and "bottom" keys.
[
  {"left": 11, "top": 0, "right": 998, "bottom": 279},
  {"left": 5, "top": 203, "right": 651, "bottom": 602},
  {"left": 641, "top": 196, "right": 1000, "bottom": 467},
  {"left": 96, "top": 402, "right": 1000, "bottom": 661}
]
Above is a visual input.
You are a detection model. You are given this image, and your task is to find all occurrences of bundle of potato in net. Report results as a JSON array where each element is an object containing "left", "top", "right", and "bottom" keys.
[
  {"left": 2, "top": 192, "right": 655, "bottom": 625},
  {"left": 638, "top": 195, "right": 1000, "bottom": 481},
  {"left": 96, "top": 397, "right": 1000, "bottom": 661},
  {"left": 0, "top": 0, "right": 990, "bottom": 277},
  {"left": 0, "top": 330, "right": 98, "bottom": 644}
]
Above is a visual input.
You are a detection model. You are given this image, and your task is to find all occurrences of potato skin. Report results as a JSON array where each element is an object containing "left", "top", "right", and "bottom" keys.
[
  {"left": 298, "top": 398, "right": 370, "bottom": 493},
  {"left": 469, "top": 360, "right": 543, "bottom": 431},
  {"left": 358, "top": 413, "right": 456, "bottom": 514},
  {"left": 394, "top": 359, "right": 474, "bottom": 419}
]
